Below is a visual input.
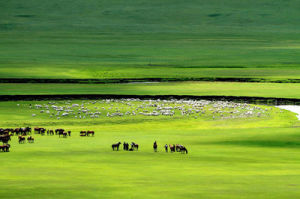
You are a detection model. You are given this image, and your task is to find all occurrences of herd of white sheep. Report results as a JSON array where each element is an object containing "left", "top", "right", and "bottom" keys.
[{"left": 20, "top": 98, "right": 271, "bottom": 121}]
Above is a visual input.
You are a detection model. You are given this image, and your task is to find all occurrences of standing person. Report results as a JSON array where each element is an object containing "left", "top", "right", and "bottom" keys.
[
  {"left": 165, "top": 144, "right": 168, "bottom": 152},
  {"left": 153, "top": 141, "right": 157, "bottom": 152}
]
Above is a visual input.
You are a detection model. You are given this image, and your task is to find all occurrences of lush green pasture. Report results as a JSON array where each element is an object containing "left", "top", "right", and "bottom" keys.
[
  {"left": 2, "top": 82, "right": 300, "bottom": 99},
  {"left": 1, "top": 0, "right": 300, "bottom": 79},
  {"left": 1, "top": 100, "right": 300, "bottom": 198}
]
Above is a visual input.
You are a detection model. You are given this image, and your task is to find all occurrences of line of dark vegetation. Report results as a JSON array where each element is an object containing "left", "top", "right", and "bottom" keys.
[
  {"left": 1, "top": 94, "right": 300, "bottom": 105},
  {"left": 1, "top": 77, "right": 300, "bottom": 84}
]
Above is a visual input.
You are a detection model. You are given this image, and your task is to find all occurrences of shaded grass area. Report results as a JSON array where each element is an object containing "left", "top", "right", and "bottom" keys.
[
  {"left": 2, "top": 82, "right": 300, "bottom": 100},
  {"left": 0, "top": 101, "right": 300, "bottom": 198},
  {"left": 1, "top": 0, "right": 300, "bottom": 79}
]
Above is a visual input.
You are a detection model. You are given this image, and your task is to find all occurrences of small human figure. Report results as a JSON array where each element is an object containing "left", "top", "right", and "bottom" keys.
[
  {"left": 153, "top": 141, "right": 157, "bottom": 152},
  {"left": 165, "top": 144, "right": 168, "bottom": 152}
]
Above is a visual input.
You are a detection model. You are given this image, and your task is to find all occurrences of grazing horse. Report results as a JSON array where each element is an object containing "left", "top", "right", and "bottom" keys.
[
  {"left": 55, "top": 129, "right": 64, "bottom": 135},
  {"left": 131, "top": 142, "right": 139, "bottom": 150},
  {"left": 87, "top": 131, "right": 94, "bottom": 136},
  {"left": 18, "top": 136, "right": 26, "bottom": 144},
  {"left": 80, "top": 131, "right": 87, "bottom": 136},
  {"left": 153, "top": 141, "right": 157, "bottom": 152},
  {"left": 58, "top": 131, "right": 67, "bottom": 138},
  {"left": 175, "top": 144, "right": 182, "bottom": 152},
  {"left": 0, "top": 135, "right": 11, "bottom": 144},
  {"left": 179, "top": 146, "right": 188, "bottom": 154},
  {"left": 27, "top": 136, "right": 34, "bottom": 143},
  {"left": 0, "top": 144, "right": 10, "bottom": 152},
  {"left": 169, "top": 144, "right": 175, "bottom": 152},
  {"left": 112, "top": 142, "right": 121, "bottom": 151},
  {"left": 35, "top": 127, "right": 46, "bottom": 134},
  {"left": 63, "top": 132, "right": 68, "bottom": 138}
]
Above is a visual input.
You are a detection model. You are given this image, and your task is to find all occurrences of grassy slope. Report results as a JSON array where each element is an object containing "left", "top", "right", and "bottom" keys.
[
  {"left": 1, "top": 0, "right": 300, "bottom": 79},
  {"left": 2, "top": 82, "right": 300, "bottom": 99},
  {"left": 0, "top": 101, "right": 300, "bottom": 198}
]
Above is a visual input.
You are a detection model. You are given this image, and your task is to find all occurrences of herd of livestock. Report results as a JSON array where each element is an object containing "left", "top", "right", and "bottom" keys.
[
  {"left": 1, "top": 127, "right": 188, "bottom": 154},
  {"left": 0, "top": 127, "right": 94, "bottom": 152},
  {"left": 111, "top": 141, "right": 188, "bottom": 154},
  {"left": 21, "top": 99, "right": 269, "bottom": 121},
  {"left": 2, "top": 98, "right": 270, "bottom": 154}
]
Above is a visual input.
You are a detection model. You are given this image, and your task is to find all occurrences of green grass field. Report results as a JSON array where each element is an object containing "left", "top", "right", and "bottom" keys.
[
  {"left": 1, "top": 0, "right": 300, "bottom": 80},
  {"left": 2, "top": 82, "right": 300, "bottom": 99},
  {"left": 2, "top": 0, "right": 300, "bottom": 198},
  {"left": 1, "top": 100, "right": 300, "bottom": 198}
]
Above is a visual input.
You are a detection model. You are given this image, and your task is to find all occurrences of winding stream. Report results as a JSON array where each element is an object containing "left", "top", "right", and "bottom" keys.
[{"left": 276, "top": 105, "right": 300, "bottom": 120}]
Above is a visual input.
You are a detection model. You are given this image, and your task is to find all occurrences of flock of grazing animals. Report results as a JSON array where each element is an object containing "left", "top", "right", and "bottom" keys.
[
  {"left": 111, "top": 141, "right": 188, "bottom": 154},
  {"left": 2, "top": 98, "right": 268, "bottom": 154},
  {"left": 1, "top": 127, "right": 188, "bottom": 154},
  {"left": 0, "top": 127, "right": 94, "bottom": 152},
  {"left": 24, "top": 99, "right": 269, "bottom": 121}
]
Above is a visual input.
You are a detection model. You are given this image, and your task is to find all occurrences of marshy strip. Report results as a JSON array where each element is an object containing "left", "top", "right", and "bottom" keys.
[
  {"left": 1, "top": 94, "right": 300, "bottom": 105},
  {"left": 1, "top": 77, "right": 300, "bottom": 84}
]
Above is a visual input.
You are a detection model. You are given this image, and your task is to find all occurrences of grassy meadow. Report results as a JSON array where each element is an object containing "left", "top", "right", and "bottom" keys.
[
  {"left": 2, "top": 0, "right": 300, "bottom": 198},
  {"left": 1, "top": 0, "right": 300, "bottom": 80},
  {"left": 2, "top": 82, "right": 300, "bottom": 99},
  {"left": 1, "top": 100, "right": 300, "bottom": 198}
]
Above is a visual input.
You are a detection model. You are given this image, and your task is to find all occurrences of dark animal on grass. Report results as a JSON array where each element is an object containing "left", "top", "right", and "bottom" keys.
[
  {"left": 176, "top": 144, "right": 182, "bottom": 152},
  {"left": 18, "top": 136, "right": 25, "bottom": 144},
  {"left": 87, "top": 131, "right": 94, "bottom": 136},
  {"left": 20, "top": 127, "right": 31, "bottom": 135},
  {"left": 0, "top": 135, "right": 11, "bottom": 144},
  {"left": 58, "top": 131, "right": 67, "bottom": 138},
  {"left": 34, "top": 127, "right": 45, "bottom": 134},
  {"left": 27, "top": 136, "right": 34, "bottom": 143},
  {"left": 49, "top": 130, "right": 54, "bottom": 135},
  {"left": 128, "top": 147, "right": 134, "bottom": 151},
  {"left": 55, "top": 129, "right": 64, "bottom": 135},
  {"left": 40, "top": 128, "right": 46, "bottom": 136},
  {"left": 179, "top": 146, "right": 188, "bottom": 154},
  {"left": 123, "top": 142, "right": 129, "bottom": 151},
  {"left": 112, "top": 142, "right": 121, "bottom": 151},
  {"left": 131, "top": 142, "right": 139, "bottom": 150},
  {"left": 153, "top": 141, "right": 157, "bottom": 152},
  {"left": 67, "top": 131, "right": 71, "bottom": 136},
  {"left": 0, "top": 144, "right": 10, "bottom": 152},
  {"left": 80, "top": 131, "right": 87, "bottom": 136},
  {"left": 169, "top": 144, "right": 175, "bottom": 152}
]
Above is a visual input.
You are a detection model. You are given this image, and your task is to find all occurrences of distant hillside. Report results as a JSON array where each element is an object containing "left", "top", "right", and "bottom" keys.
[{"left": 1, "top": 0, "right": 300, "bottom": 79}]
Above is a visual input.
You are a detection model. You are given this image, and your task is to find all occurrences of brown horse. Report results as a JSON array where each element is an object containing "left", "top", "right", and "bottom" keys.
[
  {"left": 0, "top": 134, "right": 11, "bottom": 144},
  {"left": 0, "top": 144, "right": 10, "bottom": 152},
  {"left": 18, "top": 136, "right": 25, "bottom": 144},
  {"left": 80, "top": 131, "right": 87, "bottom": 136},
  {"left": 169, "top": 144, "right": 175, "bottom": 152},
  {"left": 55, "top": 129, "right": 64, "bottom": 135},
  {"left": 27, "top": 136, "right": 34, "bottom": 143},
  {"left": 131, "top": 142, "right": 139, "bottom": 150},
  {"left": 87, "top": 131, "right": 94, "bottom": 136},
  {"left": 179, "top": 146, "right": 188, "bottom": 154}
]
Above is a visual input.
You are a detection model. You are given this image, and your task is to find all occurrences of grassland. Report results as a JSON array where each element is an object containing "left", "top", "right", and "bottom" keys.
[
  {"left": 2, "top": 82, "right": 300, "bottom": 99},
  {"left": 1, "top": 0, "right": 300, "bottom": 80},
  {"left": 1, "top": 100, "right": 300, "bottom": 199}
]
